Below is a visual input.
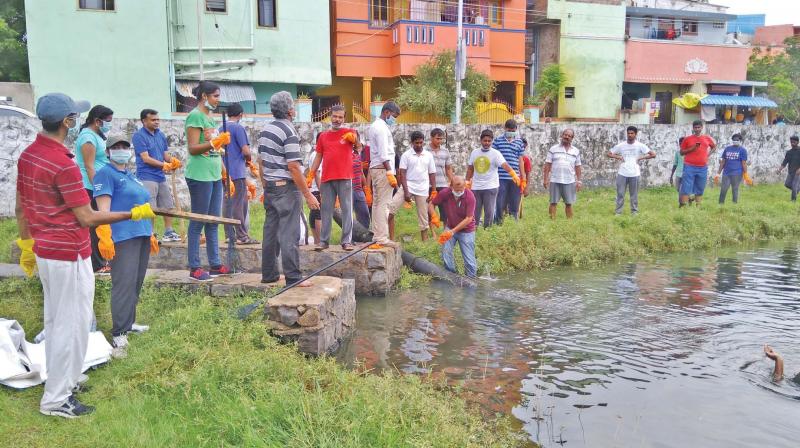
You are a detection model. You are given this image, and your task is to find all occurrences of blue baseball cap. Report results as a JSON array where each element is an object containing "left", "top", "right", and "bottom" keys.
[{"left": 35, "top": 93, "right": 91, "bottom": 122}]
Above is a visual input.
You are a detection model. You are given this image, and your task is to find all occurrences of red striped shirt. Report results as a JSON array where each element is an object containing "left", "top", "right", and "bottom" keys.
[
  {"left": 17, "top": 134, "right": 91, "bottom": 261},
  {"left": 351, "top": 151, "right": 364, "bottom": 192}
]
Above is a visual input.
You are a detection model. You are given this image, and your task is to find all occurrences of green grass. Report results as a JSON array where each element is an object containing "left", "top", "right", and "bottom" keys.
[{"left": 0, "top": 278, "right": 524, "bottom": 447}]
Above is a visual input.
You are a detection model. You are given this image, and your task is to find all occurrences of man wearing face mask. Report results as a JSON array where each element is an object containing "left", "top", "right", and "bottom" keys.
[
  {"left": 429, "top": 176, "right": 477, "bottom": 278},
  {"left": 16, "top": 93, "right": 156, "bottom": 418},
  {"left": 492, "top": 119, "right": 524, "bottom": 224},
  {"left": 93, "top": 134, "right": 159, "bottom": 356},
  {"left": 367, "top": 101, "right": 401, "bottom": 246},
  {"left": 715, "top": 133, "right": 751, "bottom": 204},
  {"left": 306, "top": 104, "right": 357, "bottom": 251},
  {"left": 606, "top": 126, "right": 655, "bottom": 215}
]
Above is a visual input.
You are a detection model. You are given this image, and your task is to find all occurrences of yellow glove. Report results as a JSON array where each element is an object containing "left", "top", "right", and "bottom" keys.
[
  {"left": 150, "top": 234, "right": 160, "bottom": 256},
  {"left": 306, "top": 171, "right": 315, "bottom": 189},
  {"left": 387, "top": 173, "right": 398, "bottom": 188},
  {"left": 430, "top": 211, "right": 442, "bottom": 228},
  {"left": 743, "top": 172, "right": 754, "bottom": 186},
  {"left": 130, "top": 203, "right": 156, "bottom": 221},
  {"left": 96, "top": 225, "right": 115, "bottom": 260},
  {"left": 713, "top": 174, "right": 720, "bottom": 186},
  {"left": 210, "top": 132, "right": 231, "bottom": 150},
  {"left": 438, "top": 230, "right": 453, "bottom": 245},
  {"left": 16, "top": 238, "right": 36, "bottom": 277},
  {"left": 510, "top": 171, "right": 521, "bottom": 187}
]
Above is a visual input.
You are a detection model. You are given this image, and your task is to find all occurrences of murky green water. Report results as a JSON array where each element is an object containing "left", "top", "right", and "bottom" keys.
[{"left": 337, "top": 243, "right": 800, "bottom": 447}]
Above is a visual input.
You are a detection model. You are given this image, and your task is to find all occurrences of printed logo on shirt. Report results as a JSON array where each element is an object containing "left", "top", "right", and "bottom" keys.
[
  {"left": 474, "top": 155, "right": 491, "bottom": 174},
  {"left": 94, "top": 182, "right": 103, "bottom": 191}
]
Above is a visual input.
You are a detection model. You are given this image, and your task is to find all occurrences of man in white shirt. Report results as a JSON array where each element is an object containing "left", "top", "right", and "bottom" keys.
[
  {"left": 389, "top": 131, "right": 436, "bottom": 241},
  {"left": 367, "top": 101, "right": 401, "bottom": 245},
  {"left": 607, "top": 126, "right": 656, "bottom": 215},
  {"left": 543, "top": 128, "right": 582, "bottom": 219}
]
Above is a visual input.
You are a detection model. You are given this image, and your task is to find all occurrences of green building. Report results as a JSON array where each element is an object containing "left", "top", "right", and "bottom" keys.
[
  {"left": 546, "top": 0, "right": 626, "bottom": 121},
  {"left": 24, "top": 0, "right": 331, "bottom": 118}
]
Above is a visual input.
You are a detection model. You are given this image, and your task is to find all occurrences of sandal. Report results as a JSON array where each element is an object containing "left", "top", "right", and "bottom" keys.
[{"left": 236, "top": 237, "right": 260, "bottom": 245}]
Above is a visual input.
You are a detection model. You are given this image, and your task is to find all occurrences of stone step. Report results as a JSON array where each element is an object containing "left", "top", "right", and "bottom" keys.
[{"left": 147, "top": 270, "right": 286, "bottom": 297}]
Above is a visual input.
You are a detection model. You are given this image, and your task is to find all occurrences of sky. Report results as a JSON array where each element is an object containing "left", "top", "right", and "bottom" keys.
[{"left": 714, "top": 0, "right": 800, "bottom": 26}]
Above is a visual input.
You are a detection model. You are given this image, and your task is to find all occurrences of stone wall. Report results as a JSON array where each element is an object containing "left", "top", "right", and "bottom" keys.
[{"left": 2, "top": 115, "right": 797, "bottom": 216}]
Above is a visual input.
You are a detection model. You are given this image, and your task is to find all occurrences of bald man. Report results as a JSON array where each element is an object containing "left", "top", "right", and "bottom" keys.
[{"left": 428, "top": 176, "right": 477, "bottom": 278}]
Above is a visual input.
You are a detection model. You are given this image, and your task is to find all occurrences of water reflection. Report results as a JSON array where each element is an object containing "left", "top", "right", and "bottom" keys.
[{"left": 337, "top": 243, "right": 800, "bottom": 447}]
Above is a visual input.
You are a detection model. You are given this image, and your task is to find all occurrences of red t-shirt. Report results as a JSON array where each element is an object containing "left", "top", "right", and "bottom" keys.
[
  {"left": 17, "top": 134, "right": 92, "bottom": 261},
  {"left": 316, "top": 128, "right": 356, "bottom": 182},
  {"left": 681, "top": 135, "right": 716, "bottom": 167}
]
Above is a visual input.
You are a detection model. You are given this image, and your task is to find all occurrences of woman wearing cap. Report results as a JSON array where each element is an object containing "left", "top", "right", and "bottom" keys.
[
  {"left": 93, "top": 134, "right": 159, "bottom": 354},
  {"left": 74, "top": 105, "right": 114, "bottom": 274},
  {"left": 184, "top": 80, "right": 232, "bottom": 281}
]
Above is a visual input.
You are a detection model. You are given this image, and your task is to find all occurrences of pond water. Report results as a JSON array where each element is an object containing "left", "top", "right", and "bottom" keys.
[{"left": 337, "top": 243, "right": 800, "bottom": 447}]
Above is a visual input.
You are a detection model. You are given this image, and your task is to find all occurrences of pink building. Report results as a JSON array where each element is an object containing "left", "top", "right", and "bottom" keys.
[{"left": 753, "top": 24, "right": 800, "bottom": 56}]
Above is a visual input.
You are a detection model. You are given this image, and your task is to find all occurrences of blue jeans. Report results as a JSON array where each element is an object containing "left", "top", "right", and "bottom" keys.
[
  {"left": 352, "top": 189, "right": 371, "bottom": 229},
  {"left": 495, "top": 179, "right": 520, "bottom": 224},
  {"left": 442, "top": 230, "right": 477, "bottom": 278},
  {"left": 680, "top": 165, "right": 708, "bottom": 197},
  {"left": 186, "top": 178, "right": 223, "bottom": 270}
]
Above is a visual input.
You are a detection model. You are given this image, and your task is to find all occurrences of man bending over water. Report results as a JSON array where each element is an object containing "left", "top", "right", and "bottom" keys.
[{"left": 764, "top": 344, "right": 800, "bottom": 384}]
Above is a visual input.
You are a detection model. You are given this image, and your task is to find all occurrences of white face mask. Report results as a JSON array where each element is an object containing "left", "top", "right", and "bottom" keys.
[
  {"left": 452, "top": 190, "right": 465, "bottom": 198},
  {"left": 109, "top": 149, "right": 133, "bottom": 164},
  {"left": 732, "top": 140, "right": 741, "bottom": 146}
]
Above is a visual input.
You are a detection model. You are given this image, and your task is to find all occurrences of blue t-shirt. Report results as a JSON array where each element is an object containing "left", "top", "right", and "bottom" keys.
[
  {"left": 219, "top": 121, "right": 250, "bottom": 180},
  {"left": 721, "top": 145, "right": 748, "bottom": 176},
  {"left": 492, "top": 136, "right": 523, "bottom": 180},
  {"left": 133, "top": 127, "right": 168, "bottom": 183},
  {"left": 74, "top": 128, "right": 109, "bottom": 190},
  {"left": 93, "top": 164, "right": 153, "bottom": 243}
]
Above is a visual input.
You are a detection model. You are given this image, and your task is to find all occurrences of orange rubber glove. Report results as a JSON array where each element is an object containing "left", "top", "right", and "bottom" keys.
[
  {"left": 466, "top": 180, "right": 472, "bottom": 190},
  {"left": 743, "top": 172, "right": 754, "bottom": 186},
  {"left": 519, "top": 179, "right": 527, "bottom": 194},
  {"left": 247, "top": 181, "right": 257, "bottom": 200},
  {"left": 150, "top": 234, "right": 160, "bottom": 256},
  {"left": 221, "top": 166, "right": 228, "bottom": 181},
  {"left": 430, "top": 211, "right": 442, "bottom": 228},
  {"left": 170, "top": 158, "right": 182, "bottom": 170},
  {"left": 429, "top": 190, "right": 438, "bottom": 201},
  {"left": 210, "top": 132, "right": 231, "bottom": 150},
  {"left": 259, "top": 193, "right": 265, "bottom": 204},
  {"left": 342, "top": 131, "right": 357, "bottom": 144},
  {"left": 387, "top": 173, "right": 398, "bottom": 188},
  {"left": 96, "top": 225, "right": 115, "bottom": 260},
  {"left": 364, "top": 184, "right": 373, "bottom": 206},
  {"left": 510, "top": 171, "right": 521, "bottom": 187},
  {"left": 306, "top": 171, "right": 315, "bottom": 189},
  {"left": 335, "top": 198, "right": 341, "bottom": 209},
  {"left": 228, "top": 180, "right": 236, "bottom": 197},
  {"left": 713, "top": 174, "right": 720, "bottom": 186},
  {"left": 438, "top": 230, "right": 453, "bottom": 245},
  {"left": 247, "top": 161, "right": 259, "bottom": 178},
  {"left": 404, "top": 201, "right": 413, "bottom": 209}
]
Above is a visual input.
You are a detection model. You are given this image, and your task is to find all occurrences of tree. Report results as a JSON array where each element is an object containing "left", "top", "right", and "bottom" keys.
[
  {"left": 748, "top": 37, "right": 800, "bottom": 122},
  {"left": 395, "top": 50, "right": 495, "bottom": 122},
  {"left": 534, "top": 63, "right": 566, "bottom": 119},
  {"left": 0, "top": 0, "right": 28, "bottom": 82}
]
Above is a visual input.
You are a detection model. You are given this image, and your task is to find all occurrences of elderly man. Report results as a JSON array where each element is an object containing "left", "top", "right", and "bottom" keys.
[
  {"left": 257, "top": 91, "right": 320, "bottom": 286},
  {"left": 16, "top": 93, "right": 155, "bottom": 418},
  {"left": 367, "top": 101, "right": 401, "bottom": 245},
  {"left": 429, "top": 176, "right": 477, "bottom": 278},
  {"left": 306, "top": 104, "right": 357, "bottom": 251},
  {"left": 544, "top": 129, "right": 582, "bottom": 219},
  {"left": 606, "top": 126, "right": 655, "bottom": 215}
]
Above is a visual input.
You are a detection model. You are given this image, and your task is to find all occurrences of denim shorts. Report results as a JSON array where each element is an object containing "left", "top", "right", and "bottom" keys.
[{"left": 681, "top": 164, "right": 708, "bottom": 196}]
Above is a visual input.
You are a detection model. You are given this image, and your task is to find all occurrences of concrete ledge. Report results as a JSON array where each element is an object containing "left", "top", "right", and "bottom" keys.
[{"left": 147, "top": 270, "right": 285, "bottom": 296}]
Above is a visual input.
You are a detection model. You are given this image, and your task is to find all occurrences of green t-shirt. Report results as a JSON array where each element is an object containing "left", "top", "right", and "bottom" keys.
[
  {"left": 184, "top": 108, "right": 222, "bottom": 181},
  {"left": 673, "top": 150, "right": 685, "bottom": 178}
]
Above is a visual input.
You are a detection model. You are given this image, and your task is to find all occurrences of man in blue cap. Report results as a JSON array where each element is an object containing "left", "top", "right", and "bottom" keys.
[{"left": 16, "top": 93, "right": 156, "bottom": 418}]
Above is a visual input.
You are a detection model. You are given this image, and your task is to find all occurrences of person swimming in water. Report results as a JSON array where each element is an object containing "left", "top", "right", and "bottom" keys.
[{"left": 764, "top": 344, "right": 800, "bottom": 384}]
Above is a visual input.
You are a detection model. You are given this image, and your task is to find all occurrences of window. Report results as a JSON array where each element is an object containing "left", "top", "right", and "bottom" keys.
[
  {"left": 79, "top": 0, "right": 114, "bottom": 10},
  {"left": 429, "top": 27, "right": 434, "bottom": 44},
  {"left": 713, "top": 21, "right": 725, "bottom": 29},
  {"left": 565, "top": 87, "right": 575, "bottom": 99},
  {"left": 257, "top": 0, "right": 276, "bottom": 27},
  {"left": 206, "top": 0, "right": 226, "bottom": 13},
  {"left": 370, "top": 0, "right": 388, "bottom": 26},
  {"left": 488, "top": 0, "right": 502, "bottom": 27},
  {"left": 682, "top": 20, "right": 698, "bottom": 35},
  {"left": 406, "top": 25, "right": 412, "bottom": 43},
  {"left": 479, "top": 30, "right": 485, "bottom": 46}
]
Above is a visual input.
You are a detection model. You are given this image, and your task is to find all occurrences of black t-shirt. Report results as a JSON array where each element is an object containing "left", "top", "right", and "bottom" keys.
[{"left": 783, "top": 148, "right": 800, "bottom": 173}]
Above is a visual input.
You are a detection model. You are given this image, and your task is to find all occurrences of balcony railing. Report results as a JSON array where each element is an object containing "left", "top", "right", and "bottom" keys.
[{"left": 370, "top": 0, "right": 503, "bottom": 27}]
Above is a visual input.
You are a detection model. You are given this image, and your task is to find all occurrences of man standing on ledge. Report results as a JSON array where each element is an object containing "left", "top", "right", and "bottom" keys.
[
  {"left": 680, "top": 120, "right": 716, "bottom": 207},
  {"left": 16, "top": 93, "right": 155, "bottom": 418},
  {"left": 543, "top": 129, "right": 582, "bottom": 219},
  {"left": 258, "top": 91, "right": 320, "bottom": 286},
  {"left": 429, "top": 176, "right": 477, "bottom": 278},
  {"left": 368, "top": 101, "right": 401, "bottom": 246},
  {"left": 607, "top": 126, "right": 655, "bottom": 215}
]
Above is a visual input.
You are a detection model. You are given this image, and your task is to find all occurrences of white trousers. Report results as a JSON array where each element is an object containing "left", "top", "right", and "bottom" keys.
[{"left": 36, "top": 255, "right": 94, "bottom": 410}]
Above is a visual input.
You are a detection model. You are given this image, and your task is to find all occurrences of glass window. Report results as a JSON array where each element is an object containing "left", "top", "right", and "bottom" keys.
[
  {"left": 79, "top": 0, "right": 114, "bottom": 11},
  {"left": 682, "top": 20, "right": 698, "bottom": 35},
  {"left": 489, "top": 0, "right": 502, "bottom": 27},
  {"left": 257, "top": 0, "right": 276, "bottom": 27},
  {"left": 429, "top": 27, "right": 434, "bottom": 44},
  {"left": 206, "top": 0, "right": 226, "bottom": 13},
  {"left": 371, "top": 0, "right": 388, "bottom": 26}
]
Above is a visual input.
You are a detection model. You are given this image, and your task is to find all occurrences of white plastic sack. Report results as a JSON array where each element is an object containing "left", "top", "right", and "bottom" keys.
[{"left": 0, "top": 318, "right": 112, "bottom": 389}]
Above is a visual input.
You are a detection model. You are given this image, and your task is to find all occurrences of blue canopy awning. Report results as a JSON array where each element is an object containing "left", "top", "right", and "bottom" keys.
[{"left": 700, "top": 95, "right": 778, "bottom": 108}]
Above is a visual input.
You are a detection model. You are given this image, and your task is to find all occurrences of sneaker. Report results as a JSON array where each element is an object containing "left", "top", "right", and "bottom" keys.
[
  {"left": 40, "top": 395, "right": 95, "bottom": 419},
  {"left": 189, "top": 268, "right": 212, "bottom": 282},
  {"left": 161, "top": 230, "right": 182, "bottom": 243},
  {"left": 96, "top": 265, "right": 112, "bottom": 276},
  {"left": 209, "top": 265, "right": 233, "bottom": 276},
  {"left": 112, "top": 334, "right": 128, "bottom": 349},
  {"left": 130, "top": 323, "right": 150, "bottom": 333}
]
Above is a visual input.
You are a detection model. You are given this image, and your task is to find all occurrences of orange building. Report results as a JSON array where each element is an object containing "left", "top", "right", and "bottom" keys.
[{"left": 317, "top": 0, "right": 527, "bottom": 119}]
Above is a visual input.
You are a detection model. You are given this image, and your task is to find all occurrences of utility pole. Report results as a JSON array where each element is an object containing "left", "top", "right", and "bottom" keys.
[
  {"left": 454, "top": 0, "right": 464, "bottom": 124},
  {"left": 196, "top": 0, "right": 204, "bottom": 80}
]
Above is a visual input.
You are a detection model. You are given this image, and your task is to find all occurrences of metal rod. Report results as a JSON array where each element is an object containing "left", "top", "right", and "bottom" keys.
[
  {"left": 455, "top": 0, "right": 464, "bottom": 124},
  {"left": 196, "top": 0, "right": 204, "bottom": 80}
]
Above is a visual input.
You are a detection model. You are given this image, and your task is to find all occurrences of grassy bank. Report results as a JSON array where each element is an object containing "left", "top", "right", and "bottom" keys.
[{"left": 0, "top": 278, "right": 523, "bottom": 447}]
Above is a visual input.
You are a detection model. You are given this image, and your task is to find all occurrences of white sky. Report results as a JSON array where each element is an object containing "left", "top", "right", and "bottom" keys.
[{"left": 713, "top": 0, "right": 800, "bottom": 26}]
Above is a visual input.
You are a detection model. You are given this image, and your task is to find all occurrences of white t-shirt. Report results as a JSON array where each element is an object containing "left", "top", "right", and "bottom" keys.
[
  {"left": 546, "top": 144, "right": 582, "bottom": 184},
  {"left": 399, "top": 149, "right": 436, "bottom": 196},
  {"left": 468, "top": 147, "right": 506, "bottom": 190},
  {"left": 367, "top": 118, "right": 395, "bottom": 174},
  {"left": 610, "top": 141, "right": 652, "bottom": 177}
]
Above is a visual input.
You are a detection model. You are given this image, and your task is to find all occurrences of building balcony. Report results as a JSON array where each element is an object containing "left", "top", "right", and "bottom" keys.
[{"left": 369, "top": 0, "right": 507, "bottom": 28}]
